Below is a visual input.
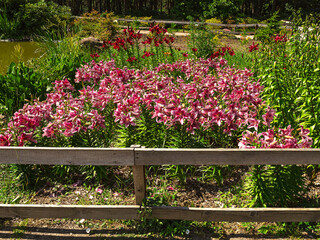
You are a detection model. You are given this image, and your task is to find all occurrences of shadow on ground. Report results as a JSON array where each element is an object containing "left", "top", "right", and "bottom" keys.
[{"left": 0, "top": 226, "right": 318, "bottom": 240}]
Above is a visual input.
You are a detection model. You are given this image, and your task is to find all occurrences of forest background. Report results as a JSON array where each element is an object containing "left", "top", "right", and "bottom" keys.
[{"left": 1, "top": 0, "right": 319, "bottom": 21}]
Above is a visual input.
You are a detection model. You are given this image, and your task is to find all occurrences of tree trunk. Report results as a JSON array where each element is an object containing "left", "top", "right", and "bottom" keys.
[
  {"left": 106, "top": 0, "right": 110, "bottom": 12},
  {"left": 72, "top": 0, "right": 81, "bottom": 15},
  {"left": 88, "top": 0, "right": 93, "bottom": 12},
  {"left": 272, "top": 0, "right": 277, "bottom": 12}
]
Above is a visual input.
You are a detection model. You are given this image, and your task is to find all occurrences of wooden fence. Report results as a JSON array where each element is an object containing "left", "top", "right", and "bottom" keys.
[
  {"left": 115, "top": 18, "right": 292, "bottom": 34},
  {"left": 117, "top": 18, "right": 263, "bottom": 35},
  {"left": 116, "top": 18, "right": 268, "bottom": 30},
  {"left": 75, "top": 16, "right": 268, "bottom": 29},
  {"left": 1, "top": 146, "right": 320, "bottom": 222}
]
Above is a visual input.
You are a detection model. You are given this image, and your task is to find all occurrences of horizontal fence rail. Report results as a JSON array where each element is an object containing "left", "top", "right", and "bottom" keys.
[
  {"left": 1, "top": 205, "right": 320, "bottom": 222},
  {"left": 1, "top": 147, "right": 320, "bottom": 165},
  {"left": 115, "top": 18, "right": 268, "bottom": 28},
  {"left": 135, "top": 148, "right": 320, "bottom": 165},
  {"left": 0, "top": 146, "right": 320, "bottom": 222},
  {"left": 0, "top": 147, "right": 134, "bottom": 165}
]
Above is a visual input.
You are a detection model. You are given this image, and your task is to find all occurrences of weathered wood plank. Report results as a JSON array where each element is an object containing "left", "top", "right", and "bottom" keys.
[
  {"left": 1, "top": 147, "right": 320, "bottom": 166},
  {"left": 0, "top": 204, "right": 140, "bottom": 219},
  {"left": 131, "top": 145, "right": 146, "bottom": 205},
  {"left": 149, "top": 207, "right": 320, "bottom": 222},
  {"left": 135, "top": 148, "right": 320, "bottom": 165},
  {"left": 1, "top": 205, "right": 320, "bottom": 222},
  {"left": 0, "top": 147, "right": 134, "bottom": 166},
  {"left": 133, "top": 165, "right": 146, "bottom": 205}
]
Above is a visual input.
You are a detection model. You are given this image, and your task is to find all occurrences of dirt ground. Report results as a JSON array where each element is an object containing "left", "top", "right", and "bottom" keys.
[
  {"left": 0, "top": 220, "right": 317, "bottom": 240},
  {"left": 1, "top": 171, "right": 320, "bottom": 240}
]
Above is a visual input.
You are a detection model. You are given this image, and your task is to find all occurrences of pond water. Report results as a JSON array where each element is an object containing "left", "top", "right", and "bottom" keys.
[{"left": 0, "top": 41, "right": 42, "bottom": 74}]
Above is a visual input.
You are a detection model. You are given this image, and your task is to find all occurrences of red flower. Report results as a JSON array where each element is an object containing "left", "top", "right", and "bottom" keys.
[
  {"left": 210, "top": 51, "right": 221, "bottom": 59},
  {"left": 126, "top": 56, "right": 137, "bottom": 62},
  {"left": 0, "top": 134, "right": 11, "bottom": 146},
  {"left": 90, "top": 53, "right": 99, "bottom": 59},
  {"left": 274, "top": 34, "right": 288, "bottom": 43},
  {"left": 141, "top": 51, "right": 154, "bottom": 59},
  {"left": 182, "top": 52, "right": 189, "bottom": 58},
  {"left": 102, "top": 40, "right": 112, "bottom": 48},
  {"left": 127, "top": 38, "right": 134, "bottom": 45},
  {"left": 163, "top": 37, "right": 170, "bottom": 44},
  {"left": 249, "top": 42, "right": 259, "bottom": 52},
  {"left": 154, "top": 40, "right": 160, "bottom": 47},
  {"left": 136, "top": 32, "right": 142, "bottom": 39},
  {"left": 142, "top": 36, "right": 153, "bottom": 45},
  {"left": 113, "top": 43, "right": 120, "bottom": 51},
  {"left": 228, "top": 49, "right": 235, "bottom": 56},
  {"left": 191, "top": 48, "right": 197, "bottom": 52}
]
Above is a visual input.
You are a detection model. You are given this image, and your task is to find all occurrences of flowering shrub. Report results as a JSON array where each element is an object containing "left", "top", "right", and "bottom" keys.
[
  {"left": 238, "top": 105, "right": 312, "bottom": 207},
  {"left": 0, "top": 57, "right": 273, "bottom": 149},
  {"left": 209, "top": 46, "right": 235, "bottom": 59},
  {"left": 273, "top": 33, "right": 288, "bottom": 43},
  {"left": 238, "top": 99, "right": 312, "bottom": 149},
  {"left": 101, "top": 25, "right": 178, "bottom": 69},
  {"left": 239, "top": 125, "right": 312, "bottom": 149}
]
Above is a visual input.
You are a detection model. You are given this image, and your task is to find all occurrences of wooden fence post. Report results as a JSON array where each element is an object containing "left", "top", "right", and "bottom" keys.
[{"left": 131, "top": 145, "right": 146, "bottom": 205}]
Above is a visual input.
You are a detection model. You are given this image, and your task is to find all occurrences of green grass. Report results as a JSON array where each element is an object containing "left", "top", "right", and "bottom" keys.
[
  {"left": 224, "top": 50, "right": 253, "bottom": 70},
  {"left": 0, "top": 165, "right": 32, "bottom": 204}
]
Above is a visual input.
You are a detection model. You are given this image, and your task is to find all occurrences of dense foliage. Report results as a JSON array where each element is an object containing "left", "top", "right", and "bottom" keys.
[
  {"left": 73, "top": 10, "right": 119, "bottom": 41},
  {"left": 0, "top": 58, "right": 267, "bottom": 148},
  {"left": 0, "top": 37, "right": 92, "bottom": 116},
  {"left": 253, "top": 13, "right": 320, "bottom": 146},
  {"left": 0, "top": 62, "right": 47, "bottom": 117},
  {"left": 0, "top": 0, "right": 72, "bottom": 40}
]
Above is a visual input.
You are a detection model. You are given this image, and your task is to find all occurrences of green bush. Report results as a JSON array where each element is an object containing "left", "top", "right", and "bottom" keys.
[
  {"left": 188, "top": 19, "right": 220, "bottom": 59},
  {"left": 0, "top": 11, "right": 21, "bottom": 40},
  {"left": 73, "top": 10, "right": 119, "bottom": 41},
  {"left": 247, "top": 165, "right": 306, "bottom": 207},
  {"left": 205, "top": 18, "right": 222, "bottom": 31},
  {"left": 0, "top": 35, "right": 92, "bottom": 117},
  {"left": 0, "top": 62, "right": 47, "bottom": 116},
  {"left": 0, "top": 0, "right": 71, "bottom": 40},
  {"left": 21, "top": 0, "right": 72, "bottom": 38},
  {"left": 255, "top": 12, "right": 281, "bottom": 42},
  {"left": 31, "top": 36, "right": 92, "bottom": 85},
  {"left": 204, "top": 0, "right": 240, "bottom": 21}
]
